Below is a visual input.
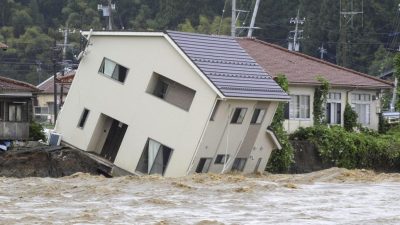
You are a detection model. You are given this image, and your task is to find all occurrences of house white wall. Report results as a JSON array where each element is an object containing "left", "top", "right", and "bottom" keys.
[
  {"left": 55, "top": 35, "right": 218, "bottom": 177},
  {"left": 284, "top": 85, "right": 382, "bottom": 133},
  {"left": 189, "top": 99, "right": 280, "bottom": 174}
]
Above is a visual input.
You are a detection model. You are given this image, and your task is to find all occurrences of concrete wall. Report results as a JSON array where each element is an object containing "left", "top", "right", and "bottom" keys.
[
  {"left": 284, "top": 85, "right": 382, "bottom": 133},
  {"left": 55, "top": 35, "right": 218, "bottom": 177},
  {"left": 0, "top": 122, "right": 29, "bottom": 140},
  {"left": 189, "top": 99, "right": 279, "bottom": 174}
]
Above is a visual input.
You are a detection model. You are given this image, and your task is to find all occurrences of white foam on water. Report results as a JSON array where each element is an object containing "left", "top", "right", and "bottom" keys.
[{"left": 0, "top": 172, "right": 400, "bottom": 224}]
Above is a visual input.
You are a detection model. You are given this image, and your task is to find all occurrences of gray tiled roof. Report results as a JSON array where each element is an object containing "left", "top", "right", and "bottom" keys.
[{"left": 167, "top": 31, "right": 289, "bottom": 100}]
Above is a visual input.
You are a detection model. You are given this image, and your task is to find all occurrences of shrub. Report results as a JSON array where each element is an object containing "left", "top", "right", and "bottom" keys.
[
  {"left": 266, "top": 74, "right": 294, "bottom": 173},
  {"left": 343, "top": 103, "right": 358, "bottom": 131},
  {"left": 29, "top": 121, "right": 46, "bottom": 141}
]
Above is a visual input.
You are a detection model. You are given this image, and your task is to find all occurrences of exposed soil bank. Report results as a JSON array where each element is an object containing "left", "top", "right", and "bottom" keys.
[{"left": 0, "top": 147, "right": 104, "bottom": 177}]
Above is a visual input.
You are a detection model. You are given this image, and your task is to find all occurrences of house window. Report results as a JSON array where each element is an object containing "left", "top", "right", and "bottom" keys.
[
  {"left": 326, "top": 102, "right": 341, "bottom": 124},
  {"left": 147, "top": 73, "right": 196, "bottom": 111},
  {"left": 231, "top": 108, "right": 247, "bottom": 124},
  {"left": 135, "top": 138, "right": 173, "bottom": 176},
  {"left": 78, "top": 108, "right": 90, "bottom": 128},
  {"left": 289, "top": 95, "right": 310, "bottom": 119},
  {"left": 351, "top": 93, "right": 371, "bottom": 125},
  {"left": 328, "top": 92, "right": 341, "bottom": 100},
  {"left": 195, "top": 158, "right": 212, "bottom": 173},
  {"left": 326, "top": 92, "right": 342, "bottom": 125},
  {"left": 231, "top": 158, "right": 247, "bottom": 172},
  {"left": 153, "top": 79, "right": 169, "bottom": 99},
  {"left": 8, "top": 103, "right": 26, "bottom": 122},
  {"left": 251, "top": 108, "right": 266, "bottom": 124},
  {"left": 99, "top": 58, "right": 128, "bottom": 83},
  {"left": 210, "top": 100, "right": 221, "bottom": 121},
  {"left": 353, "top": 104, "right": 370, "bottom": 125},
  {"left": 215, "top": 154, "right": 229, "bottom": 164},
  {"left": 352, "top": 93, "right": 371, "bottom": 102}
]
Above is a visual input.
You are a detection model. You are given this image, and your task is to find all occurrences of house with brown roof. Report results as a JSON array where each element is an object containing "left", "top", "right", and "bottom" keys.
[
  {"left": 0, "top": 76, "right": 39, "bottom": 140},
  {"left": 239, "top": 38, "right": 393, "bottom": 132},
  {"left": 35, "top": 70, "right": 75, "bottom": 123}
]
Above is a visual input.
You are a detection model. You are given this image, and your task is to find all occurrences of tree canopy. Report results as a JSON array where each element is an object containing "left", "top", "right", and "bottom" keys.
[{"left": 0, "top": 0, "right": 399, "bottom": 84}]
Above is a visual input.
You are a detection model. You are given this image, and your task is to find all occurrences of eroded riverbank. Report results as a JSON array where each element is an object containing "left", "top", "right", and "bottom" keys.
[{"left": 1, "top": 168, "right": 400, "bottom": 224}]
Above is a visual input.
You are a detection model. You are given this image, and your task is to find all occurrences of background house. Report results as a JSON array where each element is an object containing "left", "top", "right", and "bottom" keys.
[
  {"left": 0, "top": 76, "right": 39, "bottom": 140},
  {"left": 239, "top": 38, "right": 393, "bottom": 132},
  {"left": 35, "top": 70, "right": 74, "bottom": 124},
  {"left": 55, "top": 31, "right": 289, "bottom": 177}
]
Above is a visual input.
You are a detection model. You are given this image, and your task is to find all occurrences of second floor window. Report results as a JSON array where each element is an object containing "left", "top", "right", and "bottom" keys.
[{"left": 99, "top": 58, "right": 128, "bottom": 83}]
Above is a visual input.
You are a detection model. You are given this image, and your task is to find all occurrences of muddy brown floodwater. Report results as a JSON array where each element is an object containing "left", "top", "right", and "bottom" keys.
[{"left": 1, "top": 167, "right": 400, "bottom": 225}]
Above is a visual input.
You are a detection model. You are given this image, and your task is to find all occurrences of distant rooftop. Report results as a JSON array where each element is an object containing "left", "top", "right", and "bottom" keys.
[
  {"left": 238, "top": 38, "right": 393, "bottom": 89},
  {"left": 0, "top": 76, "right": 39, "bottom": 92},
  {"left": 37, "top": 70, "right": 75, "bottom": 94}
]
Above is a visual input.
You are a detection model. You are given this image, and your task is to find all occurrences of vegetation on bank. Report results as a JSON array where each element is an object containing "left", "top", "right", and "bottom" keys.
[
  {"left": 290, "top": 125, "right": 400, "bottom": 171},
  {"left": 266, "top": 74, "right": 294, "bottom": 173}
]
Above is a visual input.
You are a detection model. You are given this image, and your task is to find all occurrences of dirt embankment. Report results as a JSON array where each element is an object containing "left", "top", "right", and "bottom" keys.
[{"left": 0, "top": 147, "right": 104, "bottom": 177}]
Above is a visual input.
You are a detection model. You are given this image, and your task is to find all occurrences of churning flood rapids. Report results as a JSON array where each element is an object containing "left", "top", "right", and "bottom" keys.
[{"left": 1, "top": 168, "right": 400, "bottom": 225}]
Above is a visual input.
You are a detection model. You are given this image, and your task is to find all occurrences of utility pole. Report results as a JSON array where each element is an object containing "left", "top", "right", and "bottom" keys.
[
  {"left": 98, "top": 0, "right": 116, "bottom": 30},
  {"left": 318, "top": 44, "right": 327, "bottom": 60},
  {"left": 231, "top": 0, "right": 236, "bottom": 37},
  {"left": 288, "top": 9, "right": 305, "bottom": 52},
  {"left": 58, "top": 27, "right": 75, "bottom": 108},
  {"left": 339, "top": 0, "right": 363, "bottom": 66},
  {"left": 52, "top": 42, "right": 60, "bottom": 124},
  {"left": 247, "top": 0, "right": 260, "bottom": 38}
]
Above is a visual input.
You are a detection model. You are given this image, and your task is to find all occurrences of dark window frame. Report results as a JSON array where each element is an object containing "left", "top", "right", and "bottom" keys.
[
  {"left": 231, "top": 158, "right": 247, "bottom": 172},
  {"left": 7, "top": 102, "right": 28, "bottom": 122},
  {"left": 147, "top": 73, "right": 196, "bottom": 111},
  {"left": 135, "top": 138, "right": 174, "bottom": 176},
  {"left": 195, "top": 157, "right": 213, "bottom": 173},
  {"left": 77, "top": 108, "right": 90, "bottom": 128},
  {"left": 153, "top": 78, "right": 170, "bottom": 99},
  {"left": 230, "top": 108, "right": 247, "bottom": 124},
  {"left": 250, "top": 108, "right": 266, "bottom": 124},
  {"left": 215, "top": 154, "right": 229, "bottom": 164},
  {"left": 98, "top": 57, "right": 128, "bottom": 83}
]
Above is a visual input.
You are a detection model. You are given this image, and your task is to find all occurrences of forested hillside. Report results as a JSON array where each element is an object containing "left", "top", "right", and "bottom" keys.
[{"left": 0, "top": 0, "right": 399, "bottom": 85}]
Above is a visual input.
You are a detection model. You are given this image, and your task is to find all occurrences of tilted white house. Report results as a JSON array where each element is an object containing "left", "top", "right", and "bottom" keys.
[{"left": 55, "top": 31, "right": 289, "bottom": 177}]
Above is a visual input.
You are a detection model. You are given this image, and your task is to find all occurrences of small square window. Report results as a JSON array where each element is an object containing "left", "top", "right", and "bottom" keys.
[
  {"left": 99, "top": 58, "right": 128, "bottom": 83},
  {"left": 251, "top": 108, "right": 266, "bottom": 124},
  {"left": 215, "top": 154, "right": 229, "bottom": 164},
  {"left": 78, "top": 108, "right": 90, "bottom": 128},
  {"left": 231, "top": 108, "right": 247, "bottom": 124},
  {"left": 231, "top": 158, "right": 247, "bottom": 172}
]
